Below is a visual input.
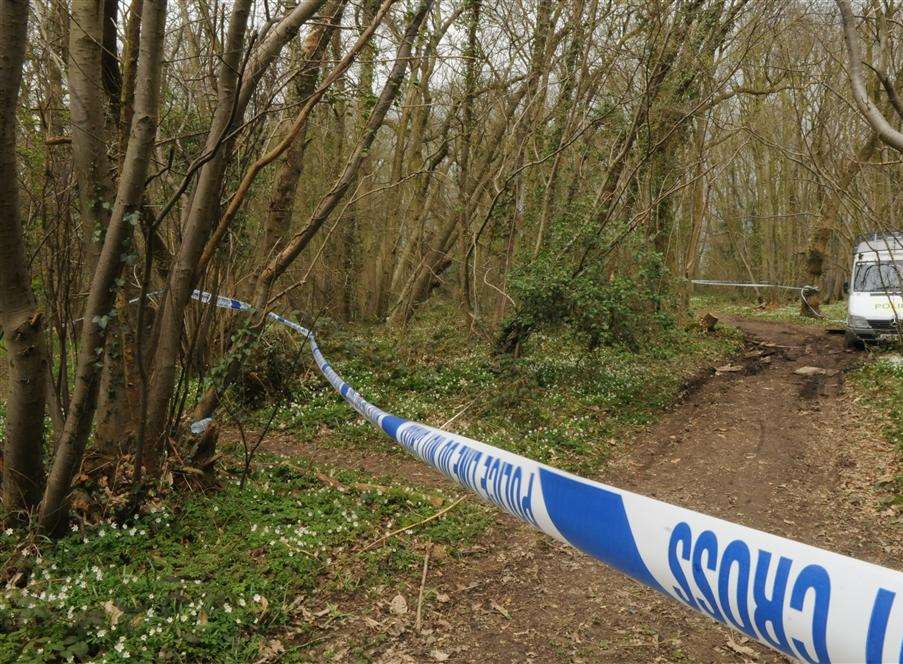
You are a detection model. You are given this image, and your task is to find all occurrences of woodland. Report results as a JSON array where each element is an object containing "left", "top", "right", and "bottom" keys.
[{"left": 0, "top": 0, "right": 902, "bottom": 660}]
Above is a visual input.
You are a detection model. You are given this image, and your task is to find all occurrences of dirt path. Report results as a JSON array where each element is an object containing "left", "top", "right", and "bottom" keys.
[{"left": 273, "top": 319, "right": 902, "bottom": 663}]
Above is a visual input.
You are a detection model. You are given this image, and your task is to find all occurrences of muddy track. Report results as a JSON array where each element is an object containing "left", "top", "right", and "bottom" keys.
[{"left": 271, "top": 319, "right": 902, "bottom": 663}]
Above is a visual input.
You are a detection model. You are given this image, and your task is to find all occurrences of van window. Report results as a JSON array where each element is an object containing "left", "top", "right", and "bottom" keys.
[{"left": 853, "top": 260, "right": 903, "bottom": 293}]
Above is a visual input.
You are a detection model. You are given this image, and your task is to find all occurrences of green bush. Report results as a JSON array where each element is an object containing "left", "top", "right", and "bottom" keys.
[
  {"left": 498, "top": 250, "right": 674, "bottom": 352},
  {"left": 221, "top": 326, "right": 306, "bottom": 411}
]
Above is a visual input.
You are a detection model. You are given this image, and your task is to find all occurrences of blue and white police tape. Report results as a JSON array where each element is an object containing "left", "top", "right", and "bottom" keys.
[
  {"left": 691, "top": 279, "right": 810, "bottom": 291},
  {"left": 190, "top": 289, "right": 901, "bottom": 663},
  {"left": 691, "top": 279, "right": 847, "bottom": 324}
]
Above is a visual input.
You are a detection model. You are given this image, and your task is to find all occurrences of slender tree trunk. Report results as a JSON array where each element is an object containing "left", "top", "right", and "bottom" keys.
[
  {"left": 535, "top": 0, "right": 585, "bottom": 257},
  {"left": 682, "top": 114, "right": 709, "bottom": 306},
  {"left": 257, "top": 1, "right": 345, "bottom": 270},
  {"left": 72, "top": 0, "right": 125, "bottom": 468},
  {"left": 69, "top": 0, "right": 114, "bottom": 273},
  {"left": 118, "top": 0, "right": 143, "bottom": 155},
  {"left": 140, "top": 0, "right": 254, "bottom": 472},
  {"left": 801, "top": 132, "right": 879, "bottom": 313},
  {"left": 192, "top": 4, "right": 345, "bottom": 421},
  {"left": 39, "top": 0, "right": 169, "bottom": 535},
  {"left": 338, "top": 0, "right": 379, "bottom": 320},
  {"left": 325, "top": 27, "right": 348, "bottom": 313},
  {"left": 456, "top": 0, "right": 481, "bottom": 320},
  {"left": 101, "top": 0, "right": 122, "bottom": 124},
  {"left": 393, "top": 217, "right": 460, "bottom": 324},
  {"left": 387, "top": 112, "right": 454, "bottom": 302},
  {"left": 370, "top": 66, "right": 417, "bottom": 319},
  {"left": 0, "top": 0, "right": 48, "bottom": 520},
  {"left": 254, "top": 0, "right": 435, "bottom": 310}
]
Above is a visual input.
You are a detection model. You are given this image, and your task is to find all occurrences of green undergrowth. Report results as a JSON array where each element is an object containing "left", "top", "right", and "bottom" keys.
[
  {"left": 269, "top": 302, "right": 743, "bottom": 475},
  {"left": 691, "top": 294, "right": 847, "bottom": 327},
  {"left": 849, "top": 356, "right": 903, "bottom": 504},
  {"left": 0, "top": 459, "right": 491, "bottom": 663},
  {"left": 0, "top": 301, "right": 742, "bottom": 662}
]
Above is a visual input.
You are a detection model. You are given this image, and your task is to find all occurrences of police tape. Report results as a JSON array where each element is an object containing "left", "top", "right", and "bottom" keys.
[
  {"left": 691, "top": 279, "right": 849, "bottom": 326},
  {"left": 691, "top": 279, "right": 810, "bottom": 291},
  {"left": 190, "top": 289, "right": 901, "bottom": 663}
]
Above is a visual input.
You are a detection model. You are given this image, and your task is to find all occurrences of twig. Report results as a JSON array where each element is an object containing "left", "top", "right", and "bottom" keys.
[
  {"left": 415, "top": 545, "right": 431, "bottom": 632},
  {"left": 316, "top": 471, "right": 347, "bottom": 492},
  {"left": 438, "top": 397, "right": 479, "bottom": 429},
  {"left": 361, "top": 496, "right": 467, "bottom": 552}
]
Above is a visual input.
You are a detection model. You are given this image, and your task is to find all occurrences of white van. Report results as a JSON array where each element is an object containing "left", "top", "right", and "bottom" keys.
[{"left": 845, "top": 232, "right": 903, "bottom": 346}]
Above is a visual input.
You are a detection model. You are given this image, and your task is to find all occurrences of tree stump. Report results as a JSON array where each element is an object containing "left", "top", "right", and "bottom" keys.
[{"left": 700, "top": 312, "right": 719, "bottom": 334}]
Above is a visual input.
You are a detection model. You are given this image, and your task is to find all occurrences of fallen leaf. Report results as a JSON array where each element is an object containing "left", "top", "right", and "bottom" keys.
[
  {"left": 793, "top": 366, "right": 838, "bottom": 376},
  {"left": 430, "top": 650, "right": 450, "bottom": 662},
  {"left": 389, "top": 593, "right": 408, "bottom": 616},
  {"left": 258, "top": 639, "right": 284, "bottom": 659},
  {"left": 197, "top": 609, "right": 208, "bottom": 626},
  {"left": 70, "top": 491, "right": 92, "bottom": 513},
  {"left": 490, "top": 601, "right": 511, "bottom": 619},
  {"left": 726, "top": 637, "right": 758, "bottom": 659},
  {"left": 362, "top": 615, "right": 380, "bottom": 629},
  {"left": 102, "top": 600, "right": 123, "bottom": 626},
  {"left": 436, "top": 593, "right": 450, "bottom": 603},
  {"left": 716, "top": 364, "right": 744, "bottom": 374}
]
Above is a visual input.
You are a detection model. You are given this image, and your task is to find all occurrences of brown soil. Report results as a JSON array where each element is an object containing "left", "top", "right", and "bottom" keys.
[{"left": 266, "top": 318, "right": 902, "bottom": 663}]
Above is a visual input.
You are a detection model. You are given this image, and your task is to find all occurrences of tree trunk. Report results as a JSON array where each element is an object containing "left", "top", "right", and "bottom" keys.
[
  {"left": 39, "top": 0, "right": 169, "bottom": 535},
  {"left": 456, "top": 0, "right": 482, "bottom": 320},
  {"left": 118, "top": 0, "right": 143, "bottom": 155},
  {"left": 254, "top": 0, "right": 435, "bottom": 310},
  {"left": 101, "top": 0, "right": 122, "bottom": 124},
  {"left": 801, "top": 132, "right": 879, "bottom": 313},
  {"left": 69, "top": 0, "right": 114, "bottom": 273},
  {"left": 257, "top": 1, "right": 345, "bottom": 271},
  {"left": 192, "top": 3, "right": 346, "bottom": 421},
  {"left": 140, "top": 0, "right": 254, "bottom": 473},
  {"left": 0, "top": 0, "right": 48, "bottom": 520},
  {"left": 682, "top": 115, "right": 709, "bottom": 306},
  {"left": 535, "top": 0, "right": 585, "bottom": 257},
  {"left": 338, "top": 0, "right": 379, "bottom": 320}
]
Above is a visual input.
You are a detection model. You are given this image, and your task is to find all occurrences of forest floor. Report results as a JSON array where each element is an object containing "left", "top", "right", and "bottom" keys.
[
  {"left": 274, "top": 316, "right": 902, "bottom": 663},
  {"left": 2, "top": 308, "right": 901, "bottom": 663}
]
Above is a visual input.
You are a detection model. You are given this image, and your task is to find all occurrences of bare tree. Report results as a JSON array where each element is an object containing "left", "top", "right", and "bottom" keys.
[{"left": 836, "top": 0, "right": 903, "bottom": 152}]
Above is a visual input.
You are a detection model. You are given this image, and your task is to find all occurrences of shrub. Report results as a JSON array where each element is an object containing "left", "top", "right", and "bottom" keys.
[
  {"left": 231, "top": 327, "right": 306, "bottom": 410},
  {"left": 497, "top": 249, "right": 674, "bottom": 353}
]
